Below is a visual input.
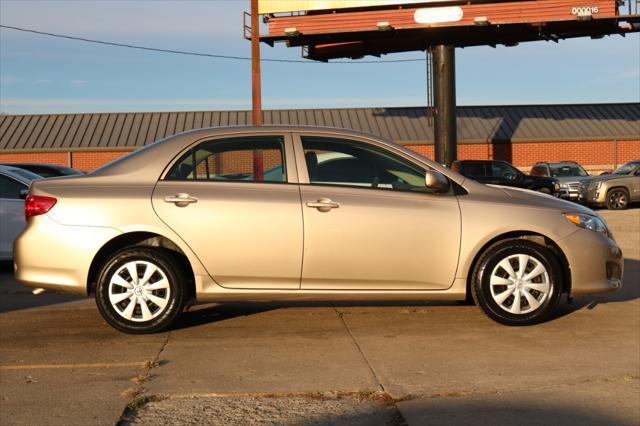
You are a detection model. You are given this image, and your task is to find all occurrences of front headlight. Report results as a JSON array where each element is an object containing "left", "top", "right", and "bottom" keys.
[
  {"left": 563, "top": 213, "right": 609, "bottom": 237},
  {"left": 595, "top": 181, "right": 603, "bottom": 190},
  {"left": 560, "top": 183, "right": 569, "bottom": 189}
]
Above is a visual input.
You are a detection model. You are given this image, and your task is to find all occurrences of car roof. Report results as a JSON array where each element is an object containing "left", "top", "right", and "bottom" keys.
[
  {"left": 0, "top": 165, "right": 42, "bottom": 184},
  {"left": 0, "top": 162, "right": 68, "bottom": 169},
  {"left": 549, "top": 161, "right": 579, "bottom": 165}
]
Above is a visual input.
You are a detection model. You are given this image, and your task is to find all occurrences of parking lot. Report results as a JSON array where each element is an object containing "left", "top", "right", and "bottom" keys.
[{"left": 0, "top": 208, "right": 638, "bottom": 426}]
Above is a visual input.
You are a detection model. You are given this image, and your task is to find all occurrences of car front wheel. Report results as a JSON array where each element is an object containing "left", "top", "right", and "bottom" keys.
[
  {"left": 472, "top": 240, "right": 562, "bottom": 326},
  {"left": 95, "top": 247, "right": 187, "bottom": 334}
]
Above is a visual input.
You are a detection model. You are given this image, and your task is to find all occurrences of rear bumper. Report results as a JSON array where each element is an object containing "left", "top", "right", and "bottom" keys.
[
  {"left": 560, "top": 229, "right": 623, "bottom": 296},
  {"left": 13, "top": 215, "right": 121, "bottom": 296}
]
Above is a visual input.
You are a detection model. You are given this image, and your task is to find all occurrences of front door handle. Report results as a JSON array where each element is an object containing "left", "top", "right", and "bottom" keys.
[
  {"left": 164, "top": 193, "right": 198, "bottom": 207},
  {"left": 306, "top": 198, "right": 340, "bottom": 212}
]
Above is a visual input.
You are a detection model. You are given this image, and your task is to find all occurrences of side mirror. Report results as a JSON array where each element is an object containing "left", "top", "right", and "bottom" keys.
[
  {"left": 19, "top": 189, "right": 29, "bottom": 200},
  {"left": 425, "top": 170, "right": 450, "bottom": 193}
]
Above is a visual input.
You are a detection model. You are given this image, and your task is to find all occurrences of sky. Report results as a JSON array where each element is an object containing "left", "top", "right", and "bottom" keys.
[{"left": 0, "top": 0, "right": 639, "bottom": 115}]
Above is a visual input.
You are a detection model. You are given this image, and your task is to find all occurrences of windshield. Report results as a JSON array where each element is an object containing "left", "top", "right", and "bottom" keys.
[
  {"left": 613, "top": 163, "right": 638, "bottom": 175},
  {"left": 549, "top": 164, "right": 588, "bottom": 177}
]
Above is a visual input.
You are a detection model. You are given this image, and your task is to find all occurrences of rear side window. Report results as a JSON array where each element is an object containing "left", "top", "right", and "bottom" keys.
[
  {"left": 462, "top": 163, "right": 486, "bottom": 178},
  {"left": 530, "top": 165, "right": 547, "bottom": 176},
  {"left": 166, "top": 136, "right": 286, "bottom": 183},
  {"left": 0, "top": 175, "right": 27, "bottom": 200}
]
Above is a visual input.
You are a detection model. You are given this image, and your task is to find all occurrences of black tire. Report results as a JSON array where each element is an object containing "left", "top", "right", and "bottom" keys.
[
  {"left": 605, "top": 188, "right": 629, "bottom": 210},
  {"left": 471, "top": 239, "right": 562, "bottom": 326},
  {"left": 95, "top": 247, "right": 187, "bottom": 334}
]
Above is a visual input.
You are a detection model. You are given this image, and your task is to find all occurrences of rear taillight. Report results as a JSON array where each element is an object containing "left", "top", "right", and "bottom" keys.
[{"left": 25, "top": 195, "right": 57, "bottom": 221}]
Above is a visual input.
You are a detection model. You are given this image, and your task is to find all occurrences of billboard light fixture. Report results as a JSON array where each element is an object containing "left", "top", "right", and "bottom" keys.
[
  {"left": 284, "top": 27, "right": 300, "bottom": 36},
  {"left": 576, "top": 11, "right": 593, "bottom": 21},
  {"left": 474, "top": 16, "right": 490, "bottom": 26},
  {"left": 377, "top": 21, "right": 393, "bottom": 30}
]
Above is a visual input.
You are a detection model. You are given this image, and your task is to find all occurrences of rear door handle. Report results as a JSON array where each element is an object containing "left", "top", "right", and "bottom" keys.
[
  {"left": 306, "top": 198, "right": 340, "bottom": 212},
  {"left": 164, "top": 193, "right": 198, "bottom": 207}
]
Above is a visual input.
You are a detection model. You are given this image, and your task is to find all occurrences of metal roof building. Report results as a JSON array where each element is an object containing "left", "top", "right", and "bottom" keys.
[{"left": 1, "top": 103, "right": 638, "bottom": 152}]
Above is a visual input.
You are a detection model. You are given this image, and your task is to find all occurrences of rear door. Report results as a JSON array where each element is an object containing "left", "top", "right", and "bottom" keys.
[
  {"left": 630, "top": 167, "right": 640, "bottom": 201},
  {"left": 152, "top": 134, "right": 303, "bottom": 290},
  {"left": 0, "top": 174, "right": 27, "bottom": 259}
]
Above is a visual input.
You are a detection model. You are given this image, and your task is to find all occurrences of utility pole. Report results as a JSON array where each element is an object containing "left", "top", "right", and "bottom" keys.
[
  {"left": 251, "top": 0, "right": 262, "bottom": 126},
  {"left": 432, "top": 45, "right": 457, "bottom": 167},
  {"left": 250, "top": 0, "right": 263, "bottom": 180}
]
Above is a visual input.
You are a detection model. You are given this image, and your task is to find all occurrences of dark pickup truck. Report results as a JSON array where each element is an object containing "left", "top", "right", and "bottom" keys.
[{"left": 452, "top": 160, "right": 561, "bottom": 195}]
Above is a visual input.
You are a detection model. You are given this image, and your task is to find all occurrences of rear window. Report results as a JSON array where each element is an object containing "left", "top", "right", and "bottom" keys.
[{"left": 549, "top": 164, "right": 588, "bottom": 177}]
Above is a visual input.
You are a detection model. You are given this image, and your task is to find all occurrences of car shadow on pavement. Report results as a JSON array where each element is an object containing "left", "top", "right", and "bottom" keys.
[
  {"left": 395, "top": 398, "right": 637, "bottom": 426},
  {"left": 171, "top": 300, "right": 431, "bottom": 330},
  {"left": 173, "top": 258, "right": 639, "bottom": 330},
  {"left": 172, "top": 302, "right": 278, "bottom": 330}
]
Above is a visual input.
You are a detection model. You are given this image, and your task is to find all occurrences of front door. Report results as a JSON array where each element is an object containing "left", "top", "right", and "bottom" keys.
[
  {"left": 152, "top": 134, "right": 303, "bottom": 290},
  {"left": 296, "top": 135, "right": 461, "bottom": 291}
]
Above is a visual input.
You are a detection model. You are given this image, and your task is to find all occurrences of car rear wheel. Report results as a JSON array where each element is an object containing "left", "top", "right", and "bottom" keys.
[
  {"left": 471, "top": 240, "right": 562, "bottom": 326},
  {"left": 605, "top": 188, "right": 629, "bottom": 210},
  {"left": 95, "top": 247, "right": 187, "bottom": 334}
]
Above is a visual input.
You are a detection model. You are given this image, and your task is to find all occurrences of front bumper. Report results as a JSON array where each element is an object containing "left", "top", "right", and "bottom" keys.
[
  {"left": 578, "top": 184, "right": 606, "bottom": 205},
  {"left": 559, "top": 190, "right": 580, "bottom": 201},
  {"left": 13, "top": 214, "right": 121, "bottom": 296},
  {"left": 560, "top": 229, "right": 623, "bottom": 296}
]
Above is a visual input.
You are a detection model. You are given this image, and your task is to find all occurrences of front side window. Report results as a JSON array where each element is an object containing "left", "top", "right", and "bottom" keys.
[
  {"left": 0, "top": 175, "right": 27, "bottom": 200},
  {"left": 613, "top": 163, "right": 638, "bottom": 176},
  {"left": 491, "top": 162, "right": 520, "bottom": 180},
  {"left": 166, "top": 136, "right": 286, "bottom": 183},
  {"left": 301, "top": 137, "right": 434, "bottom": 193}
]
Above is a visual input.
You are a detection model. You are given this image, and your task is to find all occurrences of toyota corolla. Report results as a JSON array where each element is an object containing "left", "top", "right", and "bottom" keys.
[{"left": 14, "top": 127, "right": 623, "bottom": 333}]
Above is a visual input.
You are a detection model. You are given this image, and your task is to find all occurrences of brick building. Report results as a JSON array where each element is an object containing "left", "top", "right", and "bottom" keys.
[{"left": 1, "top": 103, "right": 638, "bottom": 173}]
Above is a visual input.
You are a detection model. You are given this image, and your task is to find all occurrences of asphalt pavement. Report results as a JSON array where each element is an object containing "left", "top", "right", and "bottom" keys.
[{"left": 0, "top": 209, "right": 638, "bottom": 426}]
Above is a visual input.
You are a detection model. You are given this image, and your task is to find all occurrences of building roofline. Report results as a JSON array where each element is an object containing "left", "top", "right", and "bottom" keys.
[{"left": 1, "top": 102, "right": 638, "bottom": 117}]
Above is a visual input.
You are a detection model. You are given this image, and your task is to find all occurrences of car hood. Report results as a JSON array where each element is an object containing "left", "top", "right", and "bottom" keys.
[
  {"left": 581, "top": 174, "right": 632, "bottom": 184},
  {"left": 553, "top": 175, "right": 592, "bottom": 183},
  {"left": 488, "top": 185, "right": 595, "bottom": 215}
]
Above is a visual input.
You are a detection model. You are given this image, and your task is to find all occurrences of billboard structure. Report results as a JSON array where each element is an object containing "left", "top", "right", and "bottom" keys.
[{"left": 252, "top": 0, "right": 639, "bottom": 164}]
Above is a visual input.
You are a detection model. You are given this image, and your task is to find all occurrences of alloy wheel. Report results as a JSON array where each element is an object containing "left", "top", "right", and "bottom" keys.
[
  {"left": 108, "top": 261, "right": 171, "bottom": 322},
  {"left": 608, "top": 191, "right": 627, "bottom": 209},
  {"left": 489, "top": 254, "right": 550, "bottom": 315}
]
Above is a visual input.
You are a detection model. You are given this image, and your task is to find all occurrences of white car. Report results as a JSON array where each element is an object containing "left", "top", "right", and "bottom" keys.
[{"left": 0, "top": 165, "right": 41, "bottom": 260}]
